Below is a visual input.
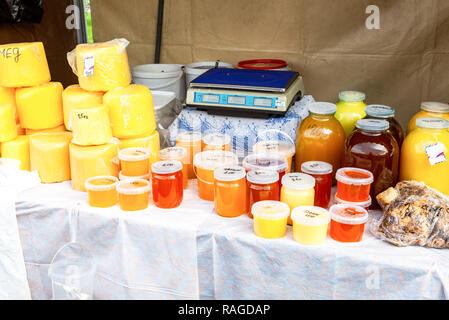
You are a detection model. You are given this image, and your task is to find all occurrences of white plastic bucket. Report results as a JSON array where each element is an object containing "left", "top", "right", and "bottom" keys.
[
  {"left": 185, "top": 61, "right": 233, "bottom": 86},
  {"left": 132, "top": 64, "right": 186, "bottom": 102}
]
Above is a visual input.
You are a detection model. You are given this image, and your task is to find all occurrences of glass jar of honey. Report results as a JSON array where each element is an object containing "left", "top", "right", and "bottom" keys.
[
  {"left": 301, "top": 161, "right": 333, "bottom": 209},
  {"left": 407, "top": 102, "right": 449, "bottom": 135},
  {"left": 159, "top": 147, "right": 188, "bottom": 189},
  {"left": 246, "top": 169, "right": 280, "bottom": 218},
  {"left": 335, "top": 91, "right": 367, "bottom": 137},
  {"left": 400, "top": 118, "right": 449, "bottom": 195},
  {"left": 151, "top": 160, "right": 184, "bottom": 209},
  {"left": 176, "top": 131, "right": 202, "bottom": 179},
  {"left": 365, "top": 104, "right": 404, "bottom": 147},
  {"left": 295, "top": 102, "right": 346, "bottom": 178},
  {"left": 214, "top": 166, "right": 247, "bottom": 218},
  {"left": 344, "top": 119, "right": 399, "bottom": 203}
]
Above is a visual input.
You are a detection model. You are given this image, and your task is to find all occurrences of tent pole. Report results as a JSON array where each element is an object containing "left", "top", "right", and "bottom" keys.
[{"left": 154, "top": 0, "right": 164, "bottom": 63}]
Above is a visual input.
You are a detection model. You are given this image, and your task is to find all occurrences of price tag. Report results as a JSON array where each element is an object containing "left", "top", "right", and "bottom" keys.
[
  {"left": 83, "top": 56, "right": 95, "bottom": 76},
  {"left": 425, "top": 143, "right": 447, "bottom": 166}
]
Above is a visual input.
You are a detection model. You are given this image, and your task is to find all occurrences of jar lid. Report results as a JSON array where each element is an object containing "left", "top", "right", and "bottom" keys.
[
  {"left": 176, "top": 131, "right": 202, "bottom": 142},
  {"left": 119, "top": 171, "right": 151, "bottom": 181},
  {"left": 336, "top": 167, "right": 374, "bottom": 186},
  {"left": 365, "top": 105, "right": 395, "bottom": 118},
  {"left": 355, "top": 119, "right": 389, "bottom": 132},
  {"left": 281, "top": 173, "right": 315, "bottom": 190},
  {"left": 151, "top": 160, "right": 183, "bottom": 174},
  {"left": 116, "top": 179, "right": 151, "bottom": 195},
  {"left": 253, "top": 140, "right": 295, "bottom": 157},
  {"left": 246, "top": 169, "right": 279, "bottom": 185},
  {"left": 334, "top": 194, "right": 372, "bottom": 208},
  {"left": 308, "top": 102, "right": 337, "bottom": 115},
  {"left": 118, "top": 147, "right": 151, "bottom": 162},
  {"left": 291, "top": 206, "right": 330, "bottom": 226},
  {"left": 251, "top": 201, "right": 290, "bottom": 220},
  {"left": 420, "top": 102, "right": 449, "bottom": 113},
  {"left": 329, "top": 204, "right": 368, "bottom": 225},
  {"left": 242, "top": 153, "right": 288, "bottom": 172},
  {"left": 416, "top": 117, "right": 449, "bottom": 130},
  {"left": 85, "top": 176, "right": 118, "bottom": 192},
  {"left": 193, "top": 150, "right": 238, "bottom": 170},
  {"left": 237, "top": 59, "right": 287, "bottom": 70},
  {"left": 339, "top": 91, "right": 366, "bottom": 102},
  {"left": 214, "top": 165, "right": 246, "bottom": 181},
  {"left": 203, "top": 133, "right": 231, "bottom": 146},
  {"left": 159, "top": 147, "right": 187, "bottom": 160},
  {"left": 301, "top": 161, "right": 333, "bottom": 175}
]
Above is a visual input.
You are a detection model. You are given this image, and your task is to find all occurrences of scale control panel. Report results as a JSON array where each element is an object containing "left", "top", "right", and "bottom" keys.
[{"left": 193, "top": 92, "right": 286, "bottom": 109}]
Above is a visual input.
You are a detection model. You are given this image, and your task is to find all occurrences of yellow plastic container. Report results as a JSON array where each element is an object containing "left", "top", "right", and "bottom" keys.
[
  {"left": 30, "top": 133, "right": 72, "bottom": 183},
  {"left": 116, "top": 179, "right": 151, "bottom": 211},
  {"left": 118, "top": 147, "right": 151, "bottom": 177},
  {"left": 69, "top": 142, "right": 120, "bottom": 192},
  {"left": 335, "top": 91, "right": 367, "bottom": 137},
  {"left": 280, "top": 173, "right": 316, "bottom": 225},
  {"left": 291, "top": 206, "right": 330, "bottom": 245},
  {"left": 16, "top": 82, "right": 64, "bottom": 130},
  {"left": 202, "top": 133, "right": 231, "bottom": 151},
  {"left": 119, "top": 130, "right": 160, "bottom": 168},
  {"left": 103, "top": 84, "right": 157, "bottom": 139},
  {"left": 85, "top": 176, "right": 119, "bottom": 208},
  {"left": 119, "top": 171, "right": 150, "bottom": 181},
  {"left": 159, "top": 146, "right": 189, "bottom": 189},
  {"left": 0, "top": 42, "right": 51, "bottom": 87},
  {"left": 0, "top": 86, "right": 19, "bottom": 122},
  {"left": 62, "top": 85, "right": 104, "bottom": 130},
  {"left": 176, "top": 131, "right": 202, "bottom": 179},
  {"left": 70, "top": 39, "right": 131, "bottom": 91},
  {"left": 400, "top": 118, "right": 449, "bottom": 195},
  {"left": 252, "top": 201, "right": 290, "bottom": 239},
  {"left": 407, "top": 102, "right": 449, "bottom": 134},
  {"left": 253, "top": 140, "right": 296, "bottom": 173},
  {"left": 1, "top": 135, "right": 30, "bottom": 171},
  {"left": 25, "top": 124, "right": 67, "bottom": 135},
  {"left": 70, "top": 104, "right": 112, "bottom": 146},
  {"left": 0, "top": 103, "right": 18, "bottom": 142}
]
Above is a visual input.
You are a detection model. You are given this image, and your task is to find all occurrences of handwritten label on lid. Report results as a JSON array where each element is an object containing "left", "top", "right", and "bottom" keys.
[{"left": 425, "top": 143, "right": 447, "bottom": 166}]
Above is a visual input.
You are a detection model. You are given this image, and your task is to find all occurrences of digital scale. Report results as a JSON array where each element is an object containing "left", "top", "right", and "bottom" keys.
[{"left": 186, "top": 68, "right": 305, "bottom": 117}]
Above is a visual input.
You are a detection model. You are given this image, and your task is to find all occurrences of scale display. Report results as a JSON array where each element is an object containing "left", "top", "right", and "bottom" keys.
[{"left": 194, "top": 92, "right": 277, "bottom": 109}]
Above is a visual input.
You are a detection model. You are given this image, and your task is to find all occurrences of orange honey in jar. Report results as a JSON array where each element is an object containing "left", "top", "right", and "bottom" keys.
[
  {"left": 176, "top": 131, "right": 202, "bottom": 179},
  {"left": 214, "top": 166, "right": 247, "bottom": 218},
  {"left": 85, "top": 176, "right": 119, "bottom": 208},
  {"left": 118, "top": 147, "right": 151, "bottom": 177},
  {"left": 116, "top": 178, "right": 151, "bottom": 211},
  {"left": 202, "top": 133, "right": 231, "bottom": 151},
  {"left": 151, "top": 160, "right": 184, "bottom": 209},
  {"left": 159, "top": 147, "right": 188, "bottom": 189}
]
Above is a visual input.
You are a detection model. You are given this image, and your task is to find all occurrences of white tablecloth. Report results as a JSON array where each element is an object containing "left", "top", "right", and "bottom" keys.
[{"left": 16, "top": 182, "right": 449, "bottom": 300}]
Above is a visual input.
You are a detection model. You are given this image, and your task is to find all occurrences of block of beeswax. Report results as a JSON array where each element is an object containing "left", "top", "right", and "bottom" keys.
[
  {"left": 62, "top": 85, "right": 104, "bottom": 130},
  {"left": 16, "top": 82, "right": 64, "bottom": 130},
  {"left": 0, "top": 42, "right": 51, "bottom": 87},
  {"left": 69, "top": 39, "right": 131, "bottom": 91},
  {"left": 0, "top": 86, "right": 19, "bottom": 122},
  {"left": 30, "top": 133, "right": 72, "bottom": 183},
  {"left": 1, "top": 135, "right": 30, "bottom": 170},
  {"left": 119, "top": 130, "right": 160, "bottom": 166},
  {"left": 103, "top": 84, "right": 156, "bottom": 138},
  {"left": 69, "top": 142, "right": 119, "bottom": 191},
  {"left": 70, "top": 104, "right": 112, "bottom": 146},
  {"left": 26, "top": 124, "right": 66, "bottom": 135},
  {"left": 0, "top": 103, "right": 18, "bottom": 142}
]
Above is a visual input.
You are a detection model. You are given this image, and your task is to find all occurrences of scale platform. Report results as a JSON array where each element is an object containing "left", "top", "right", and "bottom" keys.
[{"left": 186, "top": 68, "right": 305, "bottom": 117}]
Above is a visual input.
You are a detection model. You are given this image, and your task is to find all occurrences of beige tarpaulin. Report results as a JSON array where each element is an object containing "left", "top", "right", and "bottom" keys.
[{"left": 91, "top": 0, "right": 449, "bottom": 127}]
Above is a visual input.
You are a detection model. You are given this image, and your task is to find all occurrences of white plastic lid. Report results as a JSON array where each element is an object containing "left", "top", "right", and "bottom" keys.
[
  {"left": 203, "top": 133, "right": 231, "bottom": 146},
  {"left": 334, "top": 194, "right": 372, "bottom": 208},
  {"left": 301, "top": 161, "right": 333, "bottom": 175},
  {"left": 151, "top": 160, "right": 183, "bottom": 174},
  {"left": 0, "top": 158, "right": 21, "bottom": 169},
  {"left": 355, "top": 119, "right": 389, "bottom": 132},
  {"left": 329, "top": 204, "right": 368, "bottom": 225},
  {"left": 251, "top": 201, "right": 290, "bottom": 220},
  {"left": 339, "top": 91, "right": 366, "bottom": 102},
  {"left": 159, "top": 147, "right": 187, "bottom": 160},
  {"left": 118, "top": 147, "right": 151, "bottom": 162},
  {"left": 214, "top": 166, "right": 246, "bottom": 181},
  {"left": 85, "top": 176, "right": 118, "bottom": 191},
  {"left": 416, "top": 117, "right": 449, "bottom": 130},
  {"left": 291, "top": 206, "right": 330, "bottom": 226},
  {"left": 281, "top": 173, "right": 315, "bottom": 190},
  {"left": 253, "top": 140, "right": 295, "bottom": 157},
  {"left": 365, "top": 105, "right": 395, "bottom": 118},
  {"left": 193, "top": 150, "right": 238, "bottom": 170},
  {"left": 242, "top": 153, "right": 288, "bottom": 173},
  {"left": 420, "top": 102, "right": 449, "bottom": 113},
  {"left": 116, "top": 179, "right": 151, "bottom": 195},
  {"left": 246, "top": 169, "right": 279, "bottom": 185},
  {"left": 176, "top": 131, "right": 202, "bottom": 143},
  {"left": 119, "top": 171, "right": 151, "bottom": 181},
  {"left": 308, "top": 102, "right": 337, "bottom": 115},
  {"left": 336, "top": 167, "right": 374, "bottom": 186}
]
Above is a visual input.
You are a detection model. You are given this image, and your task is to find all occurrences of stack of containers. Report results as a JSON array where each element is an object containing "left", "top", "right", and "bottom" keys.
[{"left": 335, "top": 167, "right": 374, "bottom": 211}]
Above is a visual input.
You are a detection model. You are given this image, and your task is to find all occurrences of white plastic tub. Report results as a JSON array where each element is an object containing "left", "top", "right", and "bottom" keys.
[{"left": 185, "top": 61, "right": 233, "bottom": 86}]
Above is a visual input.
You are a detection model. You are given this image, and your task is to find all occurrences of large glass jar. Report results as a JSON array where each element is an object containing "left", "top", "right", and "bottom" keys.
[
  {"left": 407, "top": 102, "right": 449, "bottom": 135},
  {"left": 344, "top": 119, "right": 400, "bottom": 203},
  {"left": 295, "top": 102, "right": 346, "bottom": 178},
  {"left": 400, "top": 118, "right": 449, "bottom": 195},
  {"left": 365, "top": 104, "right": 404, "bottom": 147},
  {"left": 335, "top": 91, "right": 367, "bottom": 137}
]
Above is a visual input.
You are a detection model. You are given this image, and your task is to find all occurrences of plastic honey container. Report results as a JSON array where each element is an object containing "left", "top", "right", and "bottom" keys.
[
  {"left": 334, "top": 194, "right": 372, "bottom": 211},
  {"left": 336, "top": 167, "right": 374, "bottom": 202},
  {"left": 253, "top": 140, "right": 295, "bottom": 173},
  {"left": 214, "top": 166, "right": 247, "bottom": 218},
  {"left": 85, "top": 176, "right": 119, "bottom": 208},
  {"left": 116, "top": 179, "right": 151, "bottom": 211},
  {"left": 301, "top": 161, "right": 333, "bottom": 209},
  {"left": 176, "top": 131, "right": 202, "bottom": 179},
  {"left": 329, "top": 204, "right": 368, "bottom": 243},
  {"left": 118, "top": 147, "right": 151, "bottom": 177},
  {"left": 291, "top": 206, "right": 330, "bottom": 245},
  {"left": 202, "top": 133, "right": 231, "bottom": 151},
  {"left": 151, "top": 160, "right": 183, "bottom": 209},
  {"left": 252, "top": 201, "right": 290, "bottom": 239},
  {"left": 119, "top": 171, "right": 150, "bottom": 181},
  {"left": 159, "top": 147, "right": 188, "bottom": 189},
  {"left": 246, "top": 169, "right": 280, "bottom": 218},
  {"left": 242, "top": 153, "right": 288, "bottom": 189}
]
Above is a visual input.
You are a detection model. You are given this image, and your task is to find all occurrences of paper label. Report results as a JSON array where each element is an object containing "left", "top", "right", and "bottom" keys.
[
  {"left": 425, "top": 143, "right": 447, "bottom": 166},
  {"left": 83, "top": 56, "right": 95, "bottom": 76}
]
